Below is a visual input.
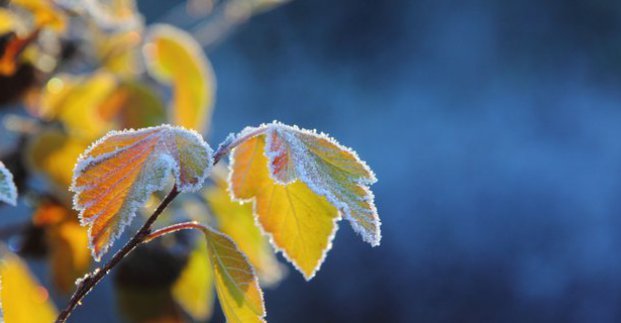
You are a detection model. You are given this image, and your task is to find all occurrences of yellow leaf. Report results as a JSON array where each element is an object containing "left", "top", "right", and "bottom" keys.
[
  {"left": 33, "top": 202, "right": 91, "bottom": 294},
  {"left": 27, "top": 130, "right": 88, "bottom": 191},
  {"left": 206, "top": 165, "right": 284, "bottom": 285},
  {"left": 201, "top": 226, "right": 265, "bottom": 323},
  {"left": 11, "top": 0, "right": 67, "bottom": 32},
  {"left": 0, "top": 245, "right": 57, "bottom": 322},
  {"left": 0, "top": 9, "right": 15, "bottom": 34},
  {"left": 38, "top": 72, "right": 118, "bottom": 140},
  {"left": 144, "top": 24, "right": 216, "bottom": 134},
  {"left": 229, "top": 122, "right": 380, "bottom": 279},
  {"left": 171, "top": 240, "right": 215, "bottom": 320},
  {"left": 71, "top": 125, "right": 213, "bottom": 260},
  {"left": 230, "top": 136, "right": 337, "bottom": 279}
]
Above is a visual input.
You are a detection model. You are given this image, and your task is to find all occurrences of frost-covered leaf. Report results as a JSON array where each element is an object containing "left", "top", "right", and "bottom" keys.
[
  {"left": 0, "top": 162, "right": 17, "bottom": 206},
  {"left": 144, "top": 24, "right": 216, "bottom": 134},
  {"left": 201, "top": 226, "right": 265, "bottom": 323},
  {"left": 206, "top": 165, "right": 284, "bottom": 285},
  {"left": 172, "top": 239, "right": 215, "bottom": 321},
  {"left": 229, "top": 122, "right": 380, "bottom": 279},
  {"left": 71, "top": 125, "right": 213, "bottom": 260},
  {"left": 0, "top": 245, "right": 58, "bottom": 322}
]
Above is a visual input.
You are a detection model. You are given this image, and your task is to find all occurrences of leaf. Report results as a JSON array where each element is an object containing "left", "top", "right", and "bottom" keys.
[
  {"left": 206, "top": 165, "right": 284, "bottom": 285},
  {"left": 200, "top": 226, "right": 265, "bottom": 323},
  {"left": 0, "top": 29, "right": 40, "bottom": 76},
  {"left": 71, "top": 125, "right": 213, "bottom": 260},
  {"left": 11, "top": 0, "right": 67, "bottom": 32},
  {"left": 0, "top": 162, "right": 17, "bottom": 206},
  {"left": 172, "top": 239, "right": 215, "bottom": 320},
  {"left": 229, "top": 122, "right": 380, "bottom": 279},
  {"left": 33, "top": 202, "right": 91, "bottom": 293},
  {"left": 38, "top": 72, "right": 118, "bottom": 140},
  {"left": 0, "top": 245, "right": 58, "bottom": 322},
  {"left": 144, "top": 24, "right": 216, "bottom": 134},
  {"left": 27, "top": 129, "right": 89, "bottom": 191},
  {"left": 83, "top": 0, "right": 141, "bottom": 30}
]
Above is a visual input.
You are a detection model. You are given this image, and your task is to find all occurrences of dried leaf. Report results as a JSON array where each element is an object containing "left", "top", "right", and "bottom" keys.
[
  {"left": 71, "top": 125, "right": 213, "bottom": 260},
  {"left": 144, "top": 24, "right": 216, "bottom": 134}
]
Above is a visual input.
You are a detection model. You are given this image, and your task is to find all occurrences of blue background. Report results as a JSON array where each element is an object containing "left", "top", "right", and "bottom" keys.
[{"left": 6, "top": 0, "right": 621, "bottom": 322}]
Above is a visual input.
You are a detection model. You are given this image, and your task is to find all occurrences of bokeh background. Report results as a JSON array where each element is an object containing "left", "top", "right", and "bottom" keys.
[{"left": 6, "top": 0, "right": 621, "bottom": 322}]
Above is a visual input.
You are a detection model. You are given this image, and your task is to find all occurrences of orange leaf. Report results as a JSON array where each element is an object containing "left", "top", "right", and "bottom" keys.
[{"left": 71, "top": 125, "right": 213, "bottom": 260}]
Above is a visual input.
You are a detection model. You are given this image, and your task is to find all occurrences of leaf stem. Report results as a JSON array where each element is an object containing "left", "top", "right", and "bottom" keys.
[
  {"left": 55, "top": 185, "right": 180, "bottom": 323},
  {"left": 144, "top": 221, "right": 207, "bottom": 243}
]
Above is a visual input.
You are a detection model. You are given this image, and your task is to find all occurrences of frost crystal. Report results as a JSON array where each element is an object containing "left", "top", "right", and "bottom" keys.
[
  {"left": 71, "top": 125, "right": 213, "bottom": 261},
  {"left": 0, "top": 162, "right": 17, "bottom": 206}
]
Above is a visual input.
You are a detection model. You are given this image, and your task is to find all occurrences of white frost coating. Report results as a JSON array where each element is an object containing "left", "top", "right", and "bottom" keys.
[
  {"left": 201, "top": 224, "right": 266, "bottom": 318},
  {"left": 70, "top": 125, "right": 213, "bottom": 261},
  {"left": 227, "top": 121, "right": 380, "bottom": 279},
  {"left": 264, "top": 122, "right": 381, "bottom": 247},
  {"left": 0, "top": 162, "right": 17, "bottom": 206}
]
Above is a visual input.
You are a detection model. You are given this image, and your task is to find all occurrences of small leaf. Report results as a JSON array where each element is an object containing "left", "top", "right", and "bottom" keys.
[
  {"left": 206, "top": 165, "right": 284, "bottom": 285},
  {"left": 0, "top": 162, "right": 17, "bottom": 206},
  {"left": 144, "top": 24, "right": 216, "bottom": 134},
  {"left": 0, "top": 29, "right": 40, "bottom": 76},
  {"left": 200, "top": 226, "right": 265, "bottom": 323},
  {"left": 71, "top": 125, "right": 213, "bottom": 260},
  {"left": 0, "top": 245, "right": 58, "bottom": 322},
  {"left": 172, "top": 239, "right": 215, "bottom": 320},
  {"left": 229, "top": 122, "right": 380, "bottom": 279}
]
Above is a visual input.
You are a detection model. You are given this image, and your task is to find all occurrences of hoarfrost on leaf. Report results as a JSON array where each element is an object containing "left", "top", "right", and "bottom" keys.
[
  {"left": 0, "top": 162, "right": 17, "bottom": 206},
  {"left": 228, "top": 121, "right": 380, "bottom": 279},
  {"left": 70, "top": 125, "right": 213, "bottom": 261}
]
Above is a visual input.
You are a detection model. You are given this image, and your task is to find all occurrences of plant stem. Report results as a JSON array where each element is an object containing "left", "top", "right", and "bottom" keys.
[
  {"left": 55, "top": 185, "right": 180, "bottom": 323},
  {"left": 56, "top": 127, "right": 260, "bottom": 322},
  {"left": 144, "top": 221, "right": 207, "bottom": 243}
]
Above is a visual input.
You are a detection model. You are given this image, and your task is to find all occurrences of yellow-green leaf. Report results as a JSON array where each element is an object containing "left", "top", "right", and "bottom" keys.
[
  {"left": 201, "top": 226, "right": 265, "bottom": 323},
  {"left": 0, "top": 245, "right": 58, "bottom": 322},
  {"left": 229, "top": 122, "right": 380, "bottom": 279},
  {"left": 144, "top": 24, "right": 216, "bottom": 134},
  {"left": 206, "top": 165, "right": 284, "bottom": 285},
  {"left": 71, "top": 125, "right": 213, "bottom": 260},
  {"left": 0, "top": 162, "right": 17, "bottom": 206},
  {"left": 172, "top": 240, "right": 215, "bottom": 320}
]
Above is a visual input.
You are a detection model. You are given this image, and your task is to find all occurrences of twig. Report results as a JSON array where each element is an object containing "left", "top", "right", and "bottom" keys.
[
  {"left": 55, "top": 185, "right": 180, "bottom": 323},
  {"left": 55, "top": 128, "right": 261, "bottom": 322}
]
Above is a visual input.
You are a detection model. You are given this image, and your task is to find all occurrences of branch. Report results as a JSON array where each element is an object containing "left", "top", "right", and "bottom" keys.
[
  {"left": 56, "top": 127, "right": 260, "bottom": 322},
  {"left": 55, "top": 185, "right": 180, "bottom": 323}
]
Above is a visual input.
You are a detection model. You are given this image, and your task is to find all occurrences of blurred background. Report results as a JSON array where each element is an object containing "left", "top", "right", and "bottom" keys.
[{"left": 4, "top": 0, "right": 621, "bottom": 322}]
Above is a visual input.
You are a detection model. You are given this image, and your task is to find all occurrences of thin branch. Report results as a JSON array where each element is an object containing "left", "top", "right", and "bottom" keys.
[
  {"left": 55, "top": 127, "right": 260, "bottom": 322},
  {"left": 144, "top": 220, "right": 207, "bottom": 243},
  {"left": 55, "top": 185, "right": 180, "bottom": 323}
]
